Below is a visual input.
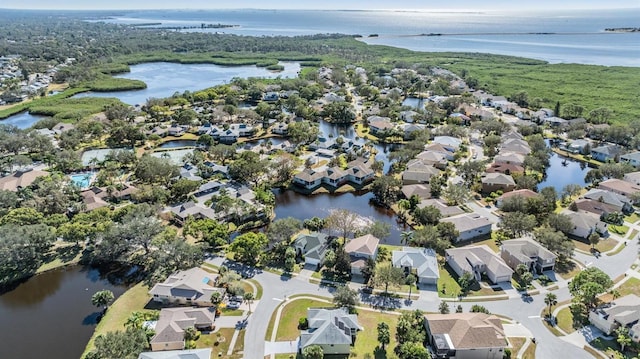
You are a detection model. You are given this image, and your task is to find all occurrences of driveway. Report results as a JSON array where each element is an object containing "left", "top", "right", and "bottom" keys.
[
  {"left": 264, "top": 339, "right": 299, "bottom": 356},
  {"left": 504, "top": 323, "right": 533, "bottom": 338}
]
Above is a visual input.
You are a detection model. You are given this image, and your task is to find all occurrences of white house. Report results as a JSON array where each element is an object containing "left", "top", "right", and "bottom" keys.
[
  {"left": 446, "top": 245, "right": 513, "bottom": 285},
  {"left": 441, "top": 213, "right": 493, "bottom": 243},
  {"left": 148, "top": 268, "right": 224, "bottom": 306},
  {"left": 391, "top": 247, "right": 439, "bottom": 285}
]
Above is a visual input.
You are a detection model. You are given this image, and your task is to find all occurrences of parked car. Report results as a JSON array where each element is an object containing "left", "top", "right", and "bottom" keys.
[
  {"left": 230, "top": 295, "right": 244, "bottom": 303},
  {"left": 226, "top": 302, "right": 240, "bottom": 309}
]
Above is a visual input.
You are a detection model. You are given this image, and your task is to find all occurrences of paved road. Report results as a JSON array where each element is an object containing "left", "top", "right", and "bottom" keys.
[{"left": 208, "top": 226, "right": 639, "bottom": 359}]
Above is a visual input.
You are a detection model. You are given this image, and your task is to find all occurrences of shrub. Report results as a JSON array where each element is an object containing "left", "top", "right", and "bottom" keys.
[{"left": 298, "top": 317, "right": 309, "bottom": 329}]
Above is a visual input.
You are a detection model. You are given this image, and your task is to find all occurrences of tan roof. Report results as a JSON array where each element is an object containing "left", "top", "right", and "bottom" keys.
[
  {"left": 344, "top": 234, "right": 379, "bottom": 256},
  {"left": 425, "top": 313, "right": 506, "bottom": 349},
  {"left": 0, "top": 169, "right": 49, "bottom": 191},
  {"left": 599, "top": 179, "right": 640, "bottom": 197},
  {"left": 446, "top": 245, "right": 513, "bottom": 279},
  {"left": 151, "top": 307, "right": 215, "bottom": 346},
  {"left": 501, "top": 238, "right": 557, "bottom": 263},
  {"left": 442, "top": 213, "right": 492, "bottom": 233},
  {"left": 496, "top": 189, "right": 538, "bottom": 202},
  {"left": 481, "top": 173, "right": 515, "bottom": 186}
]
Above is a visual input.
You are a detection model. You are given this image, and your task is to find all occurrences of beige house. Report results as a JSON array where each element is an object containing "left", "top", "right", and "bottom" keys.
[
  {"left": 441, "top": 214, "right": 492, "bottom": 243},
  {"left": 500, "top": 238, "right": 556, "bottom": 274},
  {"left": 150, "top": 308, "right": 215, "bottom": 351},
  {"left": 149, "top": 268, "right": 223, "bottom": 306},
  {"left": 344, "top": 234, "right": 379, "bottom": 275},
  {"left": 0, "top": 168, "right": 48, "bottom": 192},
  {"left": 446, "top": 245, "right": 513, "bottom": 285},
  {"left": 589, "top": 294, "right": 640, "bottom": 340},
  {"left": 425, "top": 313, "right": 508, "bottom": 359}
]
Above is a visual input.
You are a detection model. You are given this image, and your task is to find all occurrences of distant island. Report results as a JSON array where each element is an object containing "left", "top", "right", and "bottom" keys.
[
  {"left": 131, "top": 22, "right": 239, "bottom": 30},
  {"left": 604, "top": 27, "right": 640, "bottom": 32}
]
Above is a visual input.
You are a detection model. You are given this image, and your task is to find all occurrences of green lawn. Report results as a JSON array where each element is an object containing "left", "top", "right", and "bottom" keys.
[
  {"left": 556, "top": 307, "right": 578, "bottom": 334},
  {"left": 543, "top": 318, "right": 565, "bottom": 337},
  {"left": 246, "top": 278, "right": 263, "bottom": 299},
  {"left": 600, "top": 277, "right": 640, "bottom": 303},
  {"left": 37, "top": 244, "right": 83, "bottom": 273},
  {"left": 437, "top": 264, "right": 505, "bottom": 298},
  {"left": 510, "top": 337, "right": 526, "bottom": 355},
  {"left": 556, "top": 259, "right": 581, "bottom": 280},
  {"left": 82, "top": 282, "right": 152, "bottom": 357},
  {"left": 523, "top": 342, "right": 537, "bottom": 359},
  {"left": 625, "top": 213, "right": 640, "bottom": 224},
  {"left": 274, "top": 299, "right": 333, "bottom": 341},
  {"left": 590, "top": 337, "right": 634, "bottom": 359},
  {"left": 196, "top": 328, "right": 244, "bottom": 359},
  {"left": 572, "top": 238, "right": 618, "bottom": 253},
  {"left": 609, "top": 224, "right": 630, "bottom": 236},
  {"left": 628, "top": 229, "right": 638, "bottom": 240},
  {"left": 352, "top": 311, "right": 400, "bottom": 358},
  {"left": 466, "top": 236, "right": 501, "bottom": 253}
]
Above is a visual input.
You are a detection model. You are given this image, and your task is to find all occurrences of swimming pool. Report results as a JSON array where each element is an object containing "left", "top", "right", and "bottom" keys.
[{"left": 69, "top": 173, "right": 94, "bottom": 189}]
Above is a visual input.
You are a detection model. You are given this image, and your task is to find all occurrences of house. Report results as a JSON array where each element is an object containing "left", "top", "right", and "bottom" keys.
[
  {"left": 293, "top": 168, "right": 324, "bottom": 189},
  {"left": 481, "top": 173, "right": 516, "bottom": 194},
  {"left": 415, "top": 151, "right": 448, "bottom": 169},
  {"left": 441, "top": 214, "right": 493, "bottom": 242},
  {"left": 263, "top": 92, "right": 279, "bottom": 102},
  {"left": 500, "top": 238, "right": 556, "bottom": 274},
  {"left": 573, "top": 198, "right": 620, "bottom": 217},
  {"left": 402, "top": 162, "right": 441, "bottom": 185},
  {"left": 446, "top": 246, "right": 513, "bottom": 285},
  {"left": 138, "top": 349, "right": 212, "bottom": 359},
  {"left": 292, "top": 160, "right": 375, "bottom": 190},
  {"left": 417, "top": 198, "right": 465, "bottom": 218},
  {"left": 299, "top": 307, "right": 362, "bottom": 355},
  {"left": 591, "top": 144, "right": 624, "bottom": 162},
  {"left": 271, "top": 122, "right": 289, "bottom": 135},
  {"left": 567, "top": 139, "right": 591, "bottom": 154},
  {"left": 81, "top": 189, "right": 110, "bottom": 211},
  {"left": 562, "top": 210, "right": 609, "bottom": 239},
  {"left": 424, "top": 143, "right": 456, "bottom": 160},
  {"left": 218, "top": 129, "right": 239, "bottom": 143},
  {"left": 495, "top": 189, "right": 538, "bottom": 208},
  {"left": 367, "top": 116, "right": 394, "bottom": 134},
  {"left": 400, "top": 110, "right": 419, "bottom": 123},
  {"left": 598, "top": 179, "right": 640, "bottom": 201},
  {"left": 425, "top": 313, "right": 508, "bottom": 359},
  {"left": 149, "top": 268, "right": 224, "bottom": 306},
  {"left": 582, "top": 188, "right": 633, "bottom": 214},
  {"left": 486, "top": 162, "right": 525, "bottom": 176},
  {"left": 494, "top": 152, "right": 525, "bottom": 166},
  {"left": 401, "top": 184, "right": 432, "bottom": 200},
  {"left": 400, "top": 123, "right": 427, "bottom": 140},
  {"left": 344, "top": 234, "right": 379, "bottom": 275},
  {"left": 433, "top": 136, "right": 462, "bottom": 151},
  {"left": 500, "top": 138, "right": 531, "bottom": 155},
  {"left": 391, "top": 247, "right": 439, "bottom": 285},
  {"left": 589, "top": 294, "right": 640, "bottom": 339},
  {"left": 149, "top": 308, "right": 215, "bottom": 351},
  {"left": 293, "top": 232, "right": 331, "bottom": 268},
  {"left": 169, "top": 202, "right": 218, "bottom": 224},
  {"left": 621, "top": 152, "right": 640, "bottom": 168},
  {"left": 624, "top": 172, "right": 640, "bottom": 186},
  {"left": 0, "top": 168, "right": 49, "bottom": 192},
  {"left": 230, "top": 123, "right": 255, "bottom": 137},
  {"left": 542, "top": 116, "right": 568, "bottom": 127},
  {"left": 167, "top": 125, "right": 186, "bottom": 137}
]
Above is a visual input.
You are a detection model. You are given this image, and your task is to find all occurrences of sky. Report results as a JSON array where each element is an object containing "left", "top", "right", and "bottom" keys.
[{"left": 2, "top": 0, "right": 639, "bottom": 11}]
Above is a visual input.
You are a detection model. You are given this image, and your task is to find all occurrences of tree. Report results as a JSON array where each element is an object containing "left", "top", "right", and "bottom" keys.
[
  {"left": 228, "top": 151, "right": 267, "bottom": 185},
  {"left": 302, "top": 345, "right": 324, "bottom": 359},
  {"left": 458, "top": 272, "right": 475, "bottom": 295},
  {"left": 243, "top": 292, "right": 255, "bottom": 312},
  {"left": 470, "top": 305, "right": 490, "bottom": 314},
  {"left": 395, "top": 310, "right": 427, "bottom": 345},
  {"left": 184, "top": 218, "right": 230, "bottom": 249},
  {"left": 395, "top": 341, "right": 430, "bottom": 359},
  {"left": 229, "top": 232, "right": 267, "bottom": 265},
  {"left": 547, "top": 213, "right": 574, "bottom": 234},
  {"left": 363, "top": 221, "right": 391, "bottom": 241},
  {"left": 442, "top": 183, "right": 470, "bottom": 206},
  {"left": 406, "top": 274, "right": 417, "bottom": 300},
  {"left": 534, "top": 226, "right": 574, "bottom": 259},
  {"left": 413, "top": 205, "right": 442, "bottom": 226},
  {"left": 544, "top": 292, "right": 558, "bottom": 316},
  {"left": 458, "top": 160, "right": 486, "bottom": 187},
  {"left": 400, "top": 230, "right": 413, "bottom": 245},
  {"left": 287, "top": 121, "right": 319, "bottom": 145},
  {"left": 377, "top": 322, "right": 391, "bottom": 350},
  {"left": 326, "top": 209, "right": 360, "bottom": 240},
  {"left": 124, "top": 311, "right": 146, "bottom": 330},
  {"left": 134, "top": 155, "right": 179, "bottom": 185},
  {"left": 89, "top": 328, "right": 148, "bottom": 359},
  {"left": 588, "top": 232, "right": 600, "bottom": 249},
  {"left": 333, "top": 285, "right": 359, "bottom": 310},
  {"left": 209, "top": 144, "right": 236, "bottom": 165},
  {"left": 267, "top": 217, "right": 303, "bottom": 247},
  {"left": 456, "top": 304, "right": 463, "bottom": 313},
  {"left": 170, "top": 178, "right": 200, "bottom": 202},
  {"left": 91, "top": 290, "right": 115, "bottom": 312},
  {"left": 569, "top": 267, "right": 613, "bottom": 308},
  {"left": 498, "top": 212, "right": 537, "bottom": 238},
  {"left": 438, "top": 301, "right": 450, "bottom": 314},
  {"left": 616, "top": 326, "right": 632, "bottom": 352},
  {"left": 372, "top": 262, "right": 405, "bottom": 294},
  {"left": 370, "top": 175, "right": 402, "bottom": 207},
  {"left": 210, "top": 292, "right": 223, "bottom": 308}
]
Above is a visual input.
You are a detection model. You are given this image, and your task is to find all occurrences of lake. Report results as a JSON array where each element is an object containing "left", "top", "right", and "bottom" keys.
[
  {"left": 0, "top": 266, "right": 128, "bottom": 359},
  {"left": 538, "top": 151, "right": 590, "bottom": 192},
  {"left": 72, "top": 61, "right": 301, "bottom": 105},
  {"left": 99, "top": 8, "right": 640, "bottom": 66},
  {"left": 158, "top": 139, "right": 197, "bottom": 148},
  {"left": 0, "top": 111, "right": 49, "bottom": 129}
]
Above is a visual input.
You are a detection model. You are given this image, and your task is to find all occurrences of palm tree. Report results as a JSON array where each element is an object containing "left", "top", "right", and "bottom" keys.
[
  {"left": 544, "top": 292, "right": 558, "bottom": 317},
  {"left": 210, "top": 292, "right": 223, "bottom": 309},
  {"left": 125, "top": 311, "right": 146, "bottom": 330},
  {"left": 243, "top": 292, "right": 255, "bottom": 313},
  {"left": 397, "top": 199, "right": 411, "bottom": 222},
  {"left": 400, "top": 231, "right": 413, "bottom": 245},
  {"left": 91, "top": 290, "right": 115, "bottom": 313},
  {"left": 406, "top": 274, "right": 417, "bottom": 300}
]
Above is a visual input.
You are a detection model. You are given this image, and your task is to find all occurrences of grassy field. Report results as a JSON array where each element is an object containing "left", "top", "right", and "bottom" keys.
[
  {"left": 556, "top": 259, "right": 581, "bottom": 280},
  {"left": 273, "top": 299, "right": 333, "bottom": 341},
  {"left": 556, "top": 307, "right": 578, "bottom": 334},
  {"left": 599, "top": 277, "right": 640, "bottom": 303},
  {"left": 572, "top": 238, "right": 618, "bottom": 253},
  {"left": 82, "top": 282, "right": 152, "bottom": 357},
  {"left": 523, "top": 342, "right": 537, "bottom": 359},
  {"left": 351, "top": 310, "right": 400, "bottom": 358},
  {"left": 437, "top": 264, "right": 505, "bottom": 298},
  {"left": 590, "top": 337, "right": 633, "bottom": 359},
  {"left": 510, "top": 337, "right": 526, "bottom": 356},
  {"left": 196, "top": 327, "right": 244, "bottom": 359},
  {"left": 609, "top": 225, "right": 630, "bottom": 237},
  {"left": 37, "top": 244, "right": 83, "bottom": 273}
]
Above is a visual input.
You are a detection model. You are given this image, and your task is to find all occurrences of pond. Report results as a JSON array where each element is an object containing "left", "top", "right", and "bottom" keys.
[
  {"left": 402, "top": 97, "right": 426, "bottom": 110},
  {"left": 273, "top": 190, "right": 406, "bottom": 246},
  {"left": 538, "top": 151, "right": 590, "bottom": 192},
  {"left": 0, "top": 266, "right": 128, "bottom": 359},
  {"left": 157, "top": 139, "right": 197, "bottom": 148},
  {"left": 0, "top": 111, "right": 49, "bottom": 129},
  {"left": 72, "top": 61, "right": 301, "bottom": 105}
]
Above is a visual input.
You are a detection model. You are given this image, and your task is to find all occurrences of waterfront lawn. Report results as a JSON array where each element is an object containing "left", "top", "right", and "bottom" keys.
[
  {"left": 37, "top": 243, "right": 83, "bottom": 273},
  {"left": 274, "top": 299, "right": 333, "bottom": 341},
  {"left": 82, "top": 282, "right": 152, "bottom": 356}
]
